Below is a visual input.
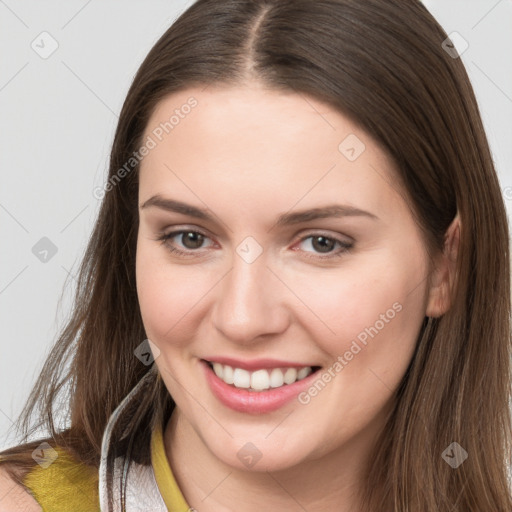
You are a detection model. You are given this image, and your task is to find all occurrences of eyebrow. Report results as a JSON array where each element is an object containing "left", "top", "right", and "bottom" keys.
[{"left": 140, "top": 195, "right": 378, "bottom": 227}]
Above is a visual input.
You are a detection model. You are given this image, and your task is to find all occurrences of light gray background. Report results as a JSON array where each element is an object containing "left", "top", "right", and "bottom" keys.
[{"left": 1, "top": 0, "right": 511, "bottom": 450}]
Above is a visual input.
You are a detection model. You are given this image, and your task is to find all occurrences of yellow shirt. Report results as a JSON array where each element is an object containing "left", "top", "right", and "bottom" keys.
[
  {"left": 151, "top": 420, "right": 191, "bottom": 512},
  {"left": 21, "top": 421, "right": 190, "bottom": 511}
]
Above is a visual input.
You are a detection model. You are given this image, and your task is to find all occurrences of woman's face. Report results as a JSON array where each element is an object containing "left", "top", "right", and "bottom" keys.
[{"left": 136, "top": 83, "right": 437, "bottom": 472}]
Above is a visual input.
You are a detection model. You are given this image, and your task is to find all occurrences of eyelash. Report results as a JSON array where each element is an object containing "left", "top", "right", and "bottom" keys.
[{"left": 155, "top": 228, "right": 353, "bottom": 260}]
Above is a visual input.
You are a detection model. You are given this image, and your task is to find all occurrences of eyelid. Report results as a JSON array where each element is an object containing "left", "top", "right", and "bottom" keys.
[
  {"left": 157, "top": 224, "right": 212, "bottom": 239},
  {"left": 296, "top": 228, "right": 354, "bottom": 244}
]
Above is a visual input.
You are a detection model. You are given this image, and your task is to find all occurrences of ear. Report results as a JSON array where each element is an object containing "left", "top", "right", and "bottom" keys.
[{"left": 425, "top": 213, "right": 461, "bottom": 318}]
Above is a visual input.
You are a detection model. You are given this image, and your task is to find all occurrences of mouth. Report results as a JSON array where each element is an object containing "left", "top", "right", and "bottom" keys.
[
  {"left": 203, "top": 360, "right": 322, "bottom": 392},
  {"left": 201, "top": 359, "right": 322, "bottom": 414}
]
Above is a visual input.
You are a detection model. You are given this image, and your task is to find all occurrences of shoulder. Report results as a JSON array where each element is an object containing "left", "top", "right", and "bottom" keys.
[
  {"left": 0, "top": 444, "right": 100, "bottom": 512},
  {"left": 24, "top": 445, "right": 100, "bottom": 511},
  {"left": 0, "top": 465, "right": 42, "bottom": 512}
]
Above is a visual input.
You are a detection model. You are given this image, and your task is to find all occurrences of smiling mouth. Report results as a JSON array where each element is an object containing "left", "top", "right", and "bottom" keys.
[{"left": 204, "top": 360, "right": 322, "bottom": 392}]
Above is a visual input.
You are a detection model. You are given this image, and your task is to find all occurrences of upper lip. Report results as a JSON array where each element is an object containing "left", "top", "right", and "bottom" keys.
[{"left": 202, "top": 357, "right": 319, "bottom": 371}]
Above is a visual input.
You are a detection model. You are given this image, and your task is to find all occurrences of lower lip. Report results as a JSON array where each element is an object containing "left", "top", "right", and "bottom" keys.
[{"left": 201, "top": 360, "right": 320, "bottom": 414}]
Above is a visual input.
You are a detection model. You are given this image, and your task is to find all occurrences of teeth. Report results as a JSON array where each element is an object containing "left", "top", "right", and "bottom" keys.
[
  {"left": 233, "top": 368, "right": 251, "bottom": 388},
  {"left": 269, "top": 368, "right": 284, "bottom": 388},
  {"left": 210, "top": 362, "right": 314, "bottom": 391},
  {"left": 223, "top": 365, "right": 234, "bottom": 384},
  {"left": 283, "top": 368, "right": 297, "bottom": 384},
  {"left": 213, "top": 362, "right": 223, "bottom": 379},
  {"left": 251, "top": 369, "right": 270, "bottom": 390},
  {"left": 297, "top": 367, "right": 312, "bottom": 380}
]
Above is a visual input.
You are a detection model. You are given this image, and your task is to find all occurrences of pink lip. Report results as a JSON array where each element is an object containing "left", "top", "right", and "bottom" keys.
[
  {"left": 201, "top": 360, "right": 320, "bottom": 414},
  {"left": 203, "top": 356, "right": 315, "bottom": 371}
]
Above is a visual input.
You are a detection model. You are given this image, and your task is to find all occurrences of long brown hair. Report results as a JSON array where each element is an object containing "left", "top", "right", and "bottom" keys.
[{"left": 1, "top": 0, "right": 510, "bottom": 510}]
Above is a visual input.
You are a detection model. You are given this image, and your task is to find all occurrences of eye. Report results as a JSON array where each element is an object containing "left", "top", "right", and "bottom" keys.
[
  {"left": 294, "top": 233, "right": 353, "bottom": 259},
  {"left": 156, "top": 229, "right": 214, "bottom": 257}
]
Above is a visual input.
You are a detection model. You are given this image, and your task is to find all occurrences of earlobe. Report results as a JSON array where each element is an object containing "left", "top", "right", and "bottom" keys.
[{"left": 425, "top": 213, "right": 461, "bottom": 318}]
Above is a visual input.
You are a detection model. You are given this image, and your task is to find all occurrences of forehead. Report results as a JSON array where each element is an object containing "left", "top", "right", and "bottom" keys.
[{"left": 138, "top": 85, "right": 406, "bottom": 222}]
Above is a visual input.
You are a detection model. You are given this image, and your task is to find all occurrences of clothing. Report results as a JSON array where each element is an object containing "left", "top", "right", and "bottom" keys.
[{"left": 21, "top": 370, "right": 191, "bottom": 511}]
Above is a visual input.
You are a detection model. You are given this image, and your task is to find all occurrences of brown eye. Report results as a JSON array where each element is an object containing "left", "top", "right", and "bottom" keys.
[
  {"left": 179, "top": 231, "right": 205, "bottom": 249},
  {"left": 156, "top": 229, "right": 213, "bottom": 257},
  {"left": 310, "top": 236, "right": 336, "bottom": 253},
  {"left": 297, "top": 234, "right": 353, "bottom": 259}
]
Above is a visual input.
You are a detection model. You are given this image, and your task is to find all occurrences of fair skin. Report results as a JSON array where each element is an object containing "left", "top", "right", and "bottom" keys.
[
  {"left": 136, "top": 83, "right": 459, "bottom": 511},
  {"left": 0, "top": 466, "right": 42, "bottom": 512}
]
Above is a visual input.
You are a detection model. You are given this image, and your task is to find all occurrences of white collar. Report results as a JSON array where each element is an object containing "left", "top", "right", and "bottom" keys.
[{"left": 98, "top": 369, "right": 168, "bottom": 511}]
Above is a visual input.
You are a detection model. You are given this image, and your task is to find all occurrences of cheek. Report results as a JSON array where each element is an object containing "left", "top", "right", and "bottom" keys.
[
  {"left": 289, "top": 252, "right": 427, "bottom": 440},
  {"left": 135, "top": 239, "right": 213, "bottom": 345},
  {"left": 293, "top": 248, "right": 428, "bottom": 366}
]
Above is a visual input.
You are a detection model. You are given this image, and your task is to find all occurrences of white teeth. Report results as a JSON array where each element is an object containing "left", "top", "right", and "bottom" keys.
[
  {"left": 233, "top": 368, "right": 251, "bottom": 388},
  {"left": 269, "top": 368, "right": 284, "bottom": 388},
  {"left": 283, "top": 368, "right": 297, "bottom": 384},
  {"left": 223, "top": 364, "right": 234, "bottom": 384},
  {"left": 210, "top": 362, "right": 314, "bottom": 391},
  {"left": 213, "top": 362, "right": 224, "bottom": 379},
  {"left": 297, "top": 367, "right": 312, "bottom": 380},
  {"left": 251, "top": 369, "right": 270, "bottom": 390}
]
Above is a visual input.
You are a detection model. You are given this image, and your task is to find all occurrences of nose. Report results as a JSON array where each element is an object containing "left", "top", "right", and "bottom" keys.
[{"left": 210, "top": 249, "right": 290, "bottom": 345}]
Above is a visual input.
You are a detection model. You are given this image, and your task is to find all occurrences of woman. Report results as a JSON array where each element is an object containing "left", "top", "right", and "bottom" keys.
[{"left": 1, "top": 0, "right": 510, "bottom": 510}]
